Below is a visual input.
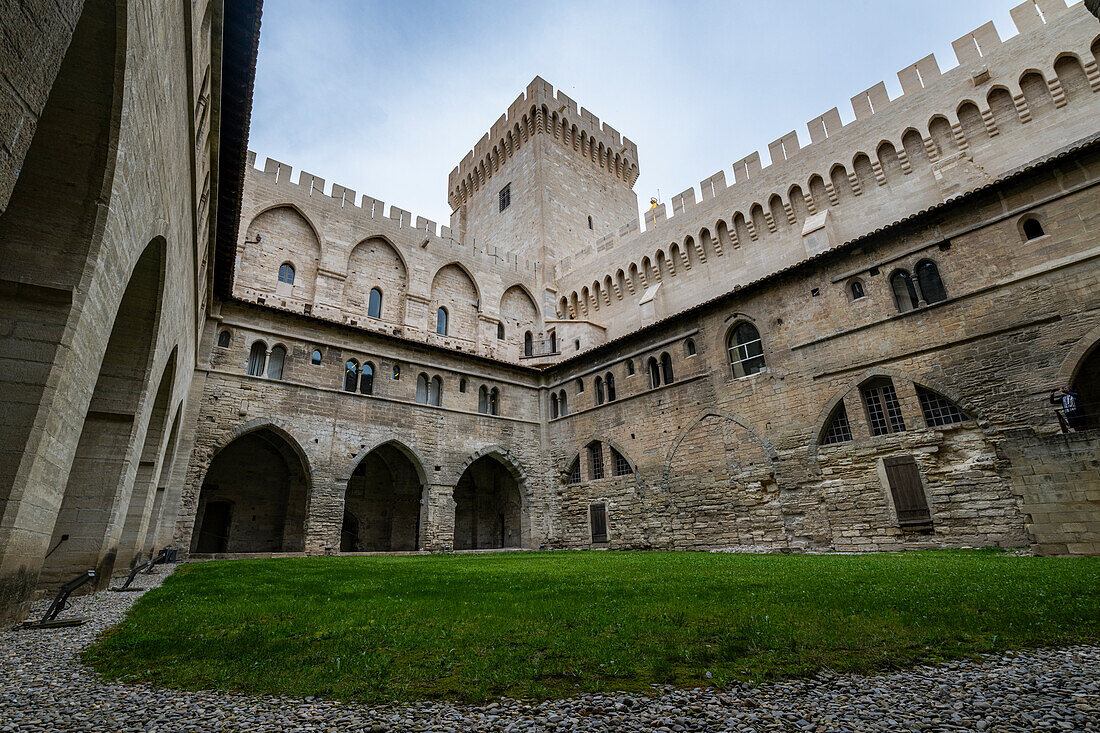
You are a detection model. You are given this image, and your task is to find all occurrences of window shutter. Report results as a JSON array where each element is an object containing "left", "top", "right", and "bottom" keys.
[
  {"left": 883, "top": 456, "right": 932, "bottom": 526},
  {"left": 589, "top": 503, "right": 608, "bottom": 543}
]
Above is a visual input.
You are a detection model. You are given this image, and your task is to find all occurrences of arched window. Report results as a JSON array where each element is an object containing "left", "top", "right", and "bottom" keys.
[
  {"left": 311, "top": 349, "right": 322, "bottom": 365},
  {"left": 728, "top": 322, "right": 766, "bottom": 378},
  {"left": 524, "top": 331, "right": 533, "bottom": 357},
  {"left": 459, "top": 378, "right": 467, "bottom": 393},
  {"left": 217, "top": 330, "right": 231, "bottom": 348},
  {"left": 861, "top": 378, "right": 906, "bottom": 436},
  {"left": 478, "top": 385, "right": 489, "bottom": 414},
  {"left": 436, "top": 307, "right": 448, "bottom": 336},
  {"left": 576, "top": 378, "right": 584, "bottom": 393},
  {"left": 821, "top": 402, "right": 853, "bottom": 445},
  {"left": 850, "top": 280, "right": 865, "bottom": 300},
  {"left": 246, "top": 341, "right": 267, "bottom": 376},
  {"left": 626, "top": 360, "right": 635, "bottom": 376},
  {"left": 367, "top": 288, "right": 383, "bottom": 319},
  {"left": 610, "top": 446, "right": 632, "bottom": 476},
  {"left": 595, "top": 376, "right": 605, "bottom": 405},
  {"left": 660, "top": 352, "right": 674, "bottom": 384},
  {"left": 1022, "top": 217, "right": 1045, "bottom": 240},
  {"left": 360, "top": 362, "right": 374, "bottom": 395},
  {"left": 605, "top": 372, "right": 616, "bottom": 401},
  {"left": 574, "top": 339, "right": 581, "bottom": 351},
  {"left": 267, "top": 345, "right": 286, "bottom": 380},
  {"left": 489, "top": 387, "right": 500, "bottom": 415},
  {"left": 648, "top": 357, "right": 661, "bottom": 389},
  {"left": 916, "top": 385, "right": 968, "bottom": 427},
  {"left": 429, "top": 376, "right": 443, "bottom": 406},
  {"left": 915, "top": 260, "right": 947, "bottom": 304},
  {"left": 344, "top": 360, "right": 359, "bottom": 392},
  {"left": 566, "top": 458, "right": 581, "bottom": 484},
  {"left": 392, "top": 363, "right": 401, "bottom": 380},
  {"left": 891, "top": 270, "right": 919, "bottom": 312},
  {"left": 559, "top": 390, "right": 569, "bottom": 416},
  {"left": 278, "top": 262, "right": 295, "bottom": 285},
  {"left": 550, "top": 392, "right": 559, "bottom": 419},
  {"left": 497, "top": 322, "right": 505, "bottom": 340},
  {"left": 416, "top": 373, "right": 429, "bottom": 404},
  {"left": 685, "top": 339, "right": 697, "bottom": 357}
]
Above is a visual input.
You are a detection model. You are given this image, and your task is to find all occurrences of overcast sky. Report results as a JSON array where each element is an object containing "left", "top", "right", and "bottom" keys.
[{"left": 249, "top": 0, "right": 1047, "bottom": 229}]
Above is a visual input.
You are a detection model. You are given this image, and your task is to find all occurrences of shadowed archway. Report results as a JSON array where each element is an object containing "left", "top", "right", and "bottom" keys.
[
  {"left": 191, "top": 427, "right": 310, "bottom": 553},
  {"left": 453, "top": 455, "right": 523, "bottom": 550},
  {"left": 341, "top": 442, "right": 425, "bottom": 552}
]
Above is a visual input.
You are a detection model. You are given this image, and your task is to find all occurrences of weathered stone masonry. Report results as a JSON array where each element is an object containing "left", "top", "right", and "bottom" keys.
[{"left": 2, "top": 0, "right": 1100, "bottom": 628}]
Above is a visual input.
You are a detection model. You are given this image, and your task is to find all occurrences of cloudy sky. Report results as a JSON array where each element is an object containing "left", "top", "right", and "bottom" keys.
[{"left": 249, "top": 0, "right": 1044, "bottom": 228}]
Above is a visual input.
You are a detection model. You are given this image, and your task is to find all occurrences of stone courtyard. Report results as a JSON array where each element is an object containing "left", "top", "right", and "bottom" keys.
[{"left": 1, "top": 566, "right": 1097, "bottom": 732}]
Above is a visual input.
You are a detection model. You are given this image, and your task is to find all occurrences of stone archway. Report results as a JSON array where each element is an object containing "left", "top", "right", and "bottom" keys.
[
  {"left": 190, "top": 427, "right": 310, "bottom": 554},
  {"left": 1071, "top": 339, "right": 1100, "bottom": 428},
  {"left": 39, "top": 237, "right": 165, "bottom": 587},
  {"left": 341, "top": 442, "right": 424, "bottom": 552},
  {"left": 453, "top": 455, "right": 523, "bottom": 550}
]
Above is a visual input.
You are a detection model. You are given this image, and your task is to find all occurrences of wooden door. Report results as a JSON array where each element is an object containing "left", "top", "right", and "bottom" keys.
[{"left": 883, "top": 456, "right": 932, "bottom": 526}]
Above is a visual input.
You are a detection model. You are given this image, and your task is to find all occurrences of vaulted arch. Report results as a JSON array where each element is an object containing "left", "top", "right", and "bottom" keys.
[
  {"left": 345, "top": 236, "right": 408, "bottom": 324},
  {"left": 430, "top": 263, "right": 480, "bottom": 340},
  {"left": 242, "top": 204, "right": 321, "bottom": 302}
]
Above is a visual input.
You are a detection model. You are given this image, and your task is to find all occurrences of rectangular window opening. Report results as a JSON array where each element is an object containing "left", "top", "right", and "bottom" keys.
[{"left": 498, "top": 183, "right": 511, "bottom": 212}]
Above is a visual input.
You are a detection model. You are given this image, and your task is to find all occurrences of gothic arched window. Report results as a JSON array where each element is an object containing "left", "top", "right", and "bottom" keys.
[
  {"left": 344, "top": 360, "right": 359, "bottom": 392},
  {"left": 247, "top": 341, "right": 267, "bottom": 376},
  {"left": 728, "top": 322, "right": 766, "bottom": 378},
  {"left": 360, "top": 362, "right": 374, "bottom": 395},
  {"left": 436, "top": 307, "right": 448, "bottom": 336},
  {"left": 891, "top": 270, "right": 920, "bottom": 312},
  {"left": 368, "top": 288, "right": 382, "bottom": 319},
  {"left": 915, "top": 260, "right": 947, "bottom": 304},
  {"left": 278, "top": 262, "right": 295, "bottom": 285}
]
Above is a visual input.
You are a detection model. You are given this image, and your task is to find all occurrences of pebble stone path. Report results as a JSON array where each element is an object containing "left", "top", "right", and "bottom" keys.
[{"left": 1, "top": 567, "right": 1098, "bottom": 732}]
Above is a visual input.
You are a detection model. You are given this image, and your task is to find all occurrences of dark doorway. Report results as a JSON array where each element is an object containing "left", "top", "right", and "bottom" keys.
[
  {"left": 342, "top": 443, "right": 423, "bottom": 552},
  {"left": 1073, "top": 342, "right": 1100, "bottom": 429},
  {"left": 190, "top": 428, "right": 309, "bottom": 553},
  {"left": 453, "top": 455, "right": 522, "bottom": 550},
  {"left": 195, "top": 501, "right": 232, "bottom": 553}
]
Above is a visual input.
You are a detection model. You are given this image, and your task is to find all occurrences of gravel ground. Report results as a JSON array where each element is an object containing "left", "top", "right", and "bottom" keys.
[{"left": 1, "top": 566, "right": 1098, "bottom": 732}]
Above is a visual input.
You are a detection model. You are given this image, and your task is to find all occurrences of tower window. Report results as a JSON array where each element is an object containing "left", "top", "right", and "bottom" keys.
[
  {"left": 497, "top": 322, "right": 505, "bottom": 340},
  {"left": 861, "top": 378, "right": 906, "bottom": 436},
  {"left": 588, "top": 442, "right": 605, "bottom": 480},
  {"left": 587, "top": 215, "right": 593, "bottom": 230},
  {"left": 278, "top": 262, "right": 295, "bottom": 285},
  {"left": 498, "top": 183, "right": 511, "bottom": 212},
  {"left": 1022, "top": 217, "right": 1045, "bottom": 240},
  {"left": 368, "top": 288, "right": 383, "bottom": 319}
]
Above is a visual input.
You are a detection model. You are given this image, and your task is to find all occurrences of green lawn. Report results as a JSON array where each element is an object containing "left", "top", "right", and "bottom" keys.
[{"left": 84, "top": 551, "right": 1100, "bottom": 703}]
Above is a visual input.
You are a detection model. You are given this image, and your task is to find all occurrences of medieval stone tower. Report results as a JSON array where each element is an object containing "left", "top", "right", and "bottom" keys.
[{"left": 447, "top": 77, "right": 640, "bottom": 289}]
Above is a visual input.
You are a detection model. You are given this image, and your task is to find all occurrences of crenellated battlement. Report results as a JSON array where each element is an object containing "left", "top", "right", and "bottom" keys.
[
  {"left": 447, "top": 76, "right": 640, "bottom": 211},
  {"left": 552, "top": 0, "right": 1100, "bottom": 327}
]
